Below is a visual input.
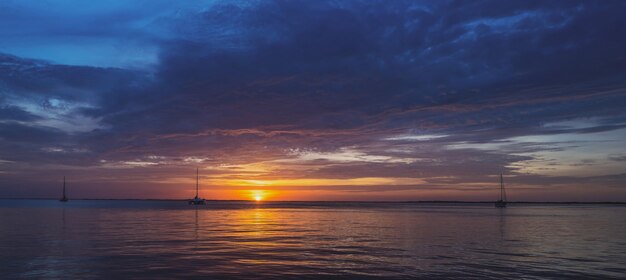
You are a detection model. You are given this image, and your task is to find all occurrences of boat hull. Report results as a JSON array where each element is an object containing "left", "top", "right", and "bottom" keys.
[{"left": 188, "top": 199, "right": 206, "bottom": 205}]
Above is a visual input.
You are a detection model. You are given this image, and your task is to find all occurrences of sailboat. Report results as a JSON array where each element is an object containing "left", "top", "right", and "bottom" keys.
[
  {"left": 188, "top": 168, "right": 206, "bottom": 205},
  {"left": 59, "top": 176, "right": 68, "bottom": 202},
  {"left": 495, "top": 173, "right": 507, "bottom": 208}
]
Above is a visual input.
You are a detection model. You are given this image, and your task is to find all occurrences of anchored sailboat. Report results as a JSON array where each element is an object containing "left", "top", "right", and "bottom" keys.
[
  {"left": 495, "top": 173, "right": 507, "bottom": 208},
  {"left": 59, "top": 176, "right": 68, "bottom": 202},
  {"left": 188, "top": 168, "right": 206, "bottom": 205}
]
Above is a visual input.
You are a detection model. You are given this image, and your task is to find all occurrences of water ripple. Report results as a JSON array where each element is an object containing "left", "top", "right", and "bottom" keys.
[{"left": 1, "top": 200, "right": 625, "bottom": 279}]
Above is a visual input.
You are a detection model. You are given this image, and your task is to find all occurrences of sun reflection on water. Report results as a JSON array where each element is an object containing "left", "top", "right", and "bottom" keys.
[{"left": 2, "top": 201, "right": 624, "bottom": 279}]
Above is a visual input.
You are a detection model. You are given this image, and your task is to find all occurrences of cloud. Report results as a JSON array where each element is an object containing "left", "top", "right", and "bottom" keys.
[
  {"left": 0, "top": 0, "right": 625, "bottom": 200},
  {"left": 609, "top": 154, "right": 626, "bottom": 162},
  {"left": 0, "top": 105, "right": 41, "bottom": 121}
]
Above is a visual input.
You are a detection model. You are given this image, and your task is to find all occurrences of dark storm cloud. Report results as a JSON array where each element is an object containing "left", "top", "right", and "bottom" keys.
[{"left": 112, "top": 0, "right": 626, "bottom": 133}]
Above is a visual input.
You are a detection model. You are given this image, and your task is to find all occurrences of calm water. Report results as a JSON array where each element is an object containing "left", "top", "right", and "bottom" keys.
[{"left": 1, "top": 200, "right": 625, "bottom": 279}]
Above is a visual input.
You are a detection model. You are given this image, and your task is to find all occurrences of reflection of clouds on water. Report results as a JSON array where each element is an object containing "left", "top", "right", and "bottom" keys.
[{"left": 0, "top": 201, "right": 625, "bottom": 278}]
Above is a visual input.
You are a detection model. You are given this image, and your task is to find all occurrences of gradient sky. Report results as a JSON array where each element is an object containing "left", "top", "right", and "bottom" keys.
[{"left": 1, "top": 0, "right": 626, "bottom": 201}]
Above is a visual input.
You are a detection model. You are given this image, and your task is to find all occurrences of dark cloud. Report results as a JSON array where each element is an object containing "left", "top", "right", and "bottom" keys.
[
  {"left": 609, "top": 154, "right": 626, "bottom": 162},
  {"left": 0, "top": 122, "right": 65, "bottom": 143},
  {"left": 0, "top": 105, "right": 41, "bottom": 121}
]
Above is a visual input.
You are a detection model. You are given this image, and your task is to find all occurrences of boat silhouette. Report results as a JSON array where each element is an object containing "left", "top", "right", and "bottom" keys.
[
  {"left": 188, "top": 168, "right": 206, "bottom": 205},
  {"left": 59, "top": 176, "right": 68, "bottom": 202},
  {"left": 495, "top": 173, "right": 507, "bottom": 208}
]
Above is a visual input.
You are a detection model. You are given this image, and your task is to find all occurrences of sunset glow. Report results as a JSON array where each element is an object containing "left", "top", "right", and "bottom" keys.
[
  {"left": 0, "top": 0, "right": 625, "bottom": 202},
  {"left": 248, "top": 190, "right": 267, "bottom": 202},
  {"left": 2, "top": 2, "right": 626, "bottom": 280}
]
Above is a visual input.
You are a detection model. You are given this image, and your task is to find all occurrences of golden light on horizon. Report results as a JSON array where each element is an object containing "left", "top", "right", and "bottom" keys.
[
  {"left": 165, "top": 175, "right": 432, "bottom": 201},
  {"left": 249, "top": 190, "right": 267, "bottom": 201},
  {"left": 219, "top": 177, "right": 426, "bottom": 187}
]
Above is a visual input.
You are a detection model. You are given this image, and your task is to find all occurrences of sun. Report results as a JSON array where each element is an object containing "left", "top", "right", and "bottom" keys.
[{"left": 249, "top": 190, "right": 266, "bottom": 202}]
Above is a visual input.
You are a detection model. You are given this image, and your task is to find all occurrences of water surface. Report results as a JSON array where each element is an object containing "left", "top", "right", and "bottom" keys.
[{"left": 1, "top": 200, "right": 625, "bottom": 279}]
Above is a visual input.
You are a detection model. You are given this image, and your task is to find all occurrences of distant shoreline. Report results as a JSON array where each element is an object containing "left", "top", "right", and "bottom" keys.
[{"left": 0, "top": 198, "right": 625, "bottom": 204}]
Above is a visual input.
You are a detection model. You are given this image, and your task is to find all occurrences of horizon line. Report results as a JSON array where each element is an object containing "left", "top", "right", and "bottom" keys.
[{"left": 1, "top": 198, "right": 625, "bottom": 204}]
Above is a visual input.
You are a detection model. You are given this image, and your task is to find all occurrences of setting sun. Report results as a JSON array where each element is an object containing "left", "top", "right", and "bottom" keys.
[{"left": 249, "top": 190, "right": 267, "bottom": 201}]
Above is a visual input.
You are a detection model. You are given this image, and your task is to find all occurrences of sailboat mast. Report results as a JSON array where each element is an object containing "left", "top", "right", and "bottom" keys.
[
  {"left": 502, "top": 174, "right": 507, "bottom": 202},
  {"left": 63, "top": 176, "right": 66, "bottom": 197},
  {"left": 196, "top": 168, "right": 199, "bottom": 198},
  {"left": 500, "top": 173, "right": 503, "bottom": 201}
]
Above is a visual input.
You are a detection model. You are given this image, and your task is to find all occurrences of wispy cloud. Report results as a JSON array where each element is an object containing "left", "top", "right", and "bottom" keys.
[{"left": 0, "top": 0, "right": 625, "bottom": 200}]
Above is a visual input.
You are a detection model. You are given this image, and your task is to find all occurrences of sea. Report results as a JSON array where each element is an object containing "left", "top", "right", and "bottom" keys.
[{"left": 1, "top": 200, "right": 625, "bottom": 279}]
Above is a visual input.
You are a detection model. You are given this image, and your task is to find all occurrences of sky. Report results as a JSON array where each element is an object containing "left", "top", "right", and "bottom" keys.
[{"left": 1, "top": 0, "right": 625, "bottom": 201}]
